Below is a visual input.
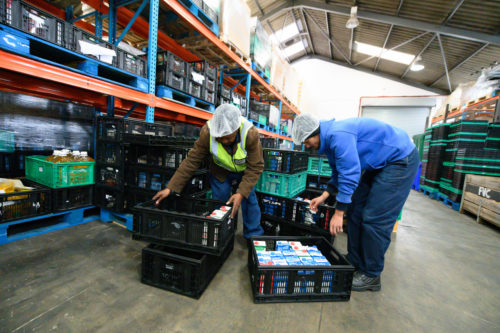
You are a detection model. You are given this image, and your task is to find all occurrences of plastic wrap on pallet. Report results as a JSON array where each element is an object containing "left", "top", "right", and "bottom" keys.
[
  {"left": 283, "top": 66, "right": 303, "bottom": 107},
  {"left": 250, "top": 18, "right": 272, "bottom": 73},
  {"left": 219, "top": 0, "right": 251, "bottom": 59},
  {"left": 0, "top": 91, "right": 94, "bottom": 152},
  {"left": 270, "top": 48, "right": 287, "bottom": 92},
  {"left": 268, "top": 105, "right": 280, "bottom": 129}
]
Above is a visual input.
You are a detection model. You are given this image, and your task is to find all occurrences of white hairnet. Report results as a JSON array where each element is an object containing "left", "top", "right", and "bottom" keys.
[
  {"left": 292, "top": 113, "right": 320, "bottom": 145},
  {"left": 208, "top": 104, "right": 242, "bottom": 137}
]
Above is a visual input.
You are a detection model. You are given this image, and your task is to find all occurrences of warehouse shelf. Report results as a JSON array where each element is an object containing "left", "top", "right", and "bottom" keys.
[{"left": 432, "top": 95, "right": 499, "bottom": 124}]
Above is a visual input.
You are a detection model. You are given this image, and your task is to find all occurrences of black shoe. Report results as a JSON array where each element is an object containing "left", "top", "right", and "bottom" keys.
[{"left": 352, "top": 273, "right": 381, "bottom": 292}]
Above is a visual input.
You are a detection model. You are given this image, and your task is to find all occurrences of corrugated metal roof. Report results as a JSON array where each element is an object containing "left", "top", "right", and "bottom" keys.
[{"left": 250, "top": 0, "right": 500, "bottom": 93}]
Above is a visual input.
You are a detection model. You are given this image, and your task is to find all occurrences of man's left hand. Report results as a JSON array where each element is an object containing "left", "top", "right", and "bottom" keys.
[{"left": 227, "top": 193, "right": 244, "bottom": 218}]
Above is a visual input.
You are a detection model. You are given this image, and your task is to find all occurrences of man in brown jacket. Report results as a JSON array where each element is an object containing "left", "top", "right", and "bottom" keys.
[{"left": 153, "top": 104, "right": 265, "bottom": 239}]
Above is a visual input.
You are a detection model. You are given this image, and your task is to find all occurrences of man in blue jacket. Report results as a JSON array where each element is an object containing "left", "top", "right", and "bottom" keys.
[{"left": 293, "top": 113, "right": 419, "bottom": 291}]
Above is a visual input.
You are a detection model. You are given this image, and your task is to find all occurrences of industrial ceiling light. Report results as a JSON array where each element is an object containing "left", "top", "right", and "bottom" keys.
[
  {"left": 411, "top": 56, "right": 425, "bottom": 71},
  {"left": 346, "top": 6, "right": 359, "bottom": 29}
]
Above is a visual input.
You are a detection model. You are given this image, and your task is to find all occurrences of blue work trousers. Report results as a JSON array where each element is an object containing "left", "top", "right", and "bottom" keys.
[
  {"left": 346, "top": 148, "right": 420, "bottom": 277},
  {"left": 209, "top": 172, "right": 263, "bottom": 239}
]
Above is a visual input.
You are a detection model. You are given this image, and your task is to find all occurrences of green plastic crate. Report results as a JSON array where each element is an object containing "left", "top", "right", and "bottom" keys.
[
  {"left": 319, "top": 159, "right": 332, "bottom": 176},
  {"left": 258, "top": 115, "right": 267, "bottom": 125},
  {"left": 256, "top": 171, "right": 307, "bottom": 198},
  {"left": 282, "top": 126, "right": 288, "bottom": 133},
  {"left": 307, "top": 157, "right": 321, "bottom": 174},
  {"left": 0, "top": 130, "right": 15, "bottom": 153},
  {"left": 25, "top": 156, "right": 95, "bottom": 188}
]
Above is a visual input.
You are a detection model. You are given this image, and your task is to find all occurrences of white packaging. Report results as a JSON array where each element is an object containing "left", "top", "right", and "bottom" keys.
[{"left": 219, "top": 0, "right": 251, "bottom": 59}]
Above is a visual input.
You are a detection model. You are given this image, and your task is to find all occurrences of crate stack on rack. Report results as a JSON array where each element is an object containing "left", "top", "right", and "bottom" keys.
[
  {"left": 256, "top": 149, "right": 334, "bottom": 239},
  {"left": 188, "top": 60, "right": 218, "bottom": 103},
  {"left": 132, "top": 193, "right": 237, "bottom": 298},
  {"left": 157, "top": 51, "right": 188, "bottom": 93},
  {"left": 124, "top": 133, "right": 209, "bottom": 210},
  {"left": 419, "top": 128, "right": 432, "bottom": 189},
  {"left": 249, "top": 100, "right": 270, "bottom": 127},
  {"left": 420, "top": 124, "right": 450, "bottom": 193},
  {"left": 0, "top": 0, "right": 147, "bottom": 78}
]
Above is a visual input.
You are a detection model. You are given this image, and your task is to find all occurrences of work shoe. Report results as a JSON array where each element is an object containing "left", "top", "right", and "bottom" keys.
[{"left": 352, "top": 273, "right": 381, "bottom": 292}]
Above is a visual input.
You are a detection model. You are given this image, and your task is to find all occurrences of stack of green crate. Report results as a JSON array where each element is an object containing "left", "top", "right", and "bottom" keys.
[{"left": 307, "top": 156, "right": 331, "bottom": 177}]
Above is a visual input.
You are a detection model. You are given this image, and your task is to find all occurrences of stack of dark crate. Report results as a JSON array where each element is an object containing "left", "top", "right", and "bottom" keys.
[
  {"left": 256, "top": 149, "right": 334, "bottom": 240},
  {"left": 249, "top": 100, "right": 270, "bottom": 126},
  {"left": 260, "top": 138, "right": 278, "bottom": 149},
  {"left": 485, "top": 122, "right": 500, "bottom": 150},
  {"left": 94, "top": 116, "right": 174, "bottom": 212},
  {"left": 156, "top": 51, "right": 188, "bottom": 93},
  {"left": 124, "top": 134, "right": 209, "bottom": 210},
  {"left": 187, "top": 60, "right": 218, "bottom": 104},
  {"left": 132, "top": 192, "right": 236, "bottom": 298},
  {"left": 218, "top": 84, "right": 231, "bottom": 105},
  {"left": 419, "top": 127, "right": 431, "bottom": 188},
  {"left": 421, "top": 123, "right": 450, "bottom": 192},
  {"left": 439, "top": 120, "right": 489, "bottom": 201}
]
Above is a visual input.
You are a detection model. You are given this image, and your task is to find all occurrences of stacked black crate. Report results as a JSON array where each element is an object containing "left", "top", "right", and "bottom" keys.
[
  {"left": 249, "top": 100, "right": 270, "bottom": 126},
  {"left": 419, "top": 128, "right": 431, "bottom": 188},
  {"left": 157, "top": 51, "right": 188, "bottom": 92},
  {"left": 124, "top": 134, "right": 209, "bottom": 210},
  {"left": 423, "top": 124, "right": 450, "bottom": 191},
  {"left": 188, "top": 60, "right": 218, "bottom": 105},
  {"left": 218, "top": 84, "right": 231, "bottom": 105},
  {"left": 485, "top": 122, "right": 500, "bottom": 150},
  {"left": 446, "top": 120, "right": 489, "bottom": 202}
]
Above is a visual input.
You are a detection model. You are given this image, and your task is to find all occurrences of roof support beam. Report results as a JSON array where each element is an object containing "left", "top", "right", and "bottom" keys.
[
  {"left": 325, "top": 12, "right": 333, "bottom": 59},
  {"left": 430, "top": 43, "right": 489, "bottom": 86},
  {"left": 436, "top": 34, "right": 452, "bottom": 93},
  {"left": 443, "top": 0, "right": 465, "bottom": 24},
  {"left": 401, "top": 34, "right": 436, "bottom": 78},
  {"left": 373, "top": 0, "right": 404, "bottom": 71},
  {"left": 303, "top": 8, "right": 351, "bottom": 64},
  {"left": 292, "top": 54, "right": 445, "bottom": 94},
  {"left": 300, "top": 8, "right": 315, "bottom": 54},
  {"left": 291, "top": 10, "right": 309, "bottom": 55},
  {"left": 355, "top": 32, "right": 428, "bottom": 66},
  {"left": 259, "top": 0, "right": 500, "bottom": 46}
]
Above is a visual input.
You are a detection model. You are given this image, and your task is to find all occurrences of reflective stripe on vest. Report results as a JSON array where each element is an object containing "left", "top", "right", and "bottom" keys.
[{"left": 208, "top": 117, "right": 253, "bottom": 173}]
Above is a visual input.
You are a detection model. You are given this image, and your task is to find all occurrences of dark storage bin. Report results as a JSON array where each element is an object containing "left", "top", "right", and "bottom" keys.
[
  {"left": 205, "top": 77, "right": 216, "bottom": 92},
  {"left": 95, "top": 164, "right": 125, "bottom": 188},
  {"left": 68, "top": 26, "right": 117, "bottom": 65},
  {"left": 157, "top": 68, "right": 186, "bottom": 92},
  {"left": 132, "top": 195, "right": 237, "bottom": 255},
  {"left": 189, "top": 59, "right": 217, "bottom": 80},
  {"left": 0, "top": 150, "right": 52, "bottom": 177},
  {"left": 263, "top": 149, "right": 308, "bottom": 173},
  {"left": 0, "top": 179, "right": 51, "bottom": 223},
  {"left": 127, "top": 166, "right": 208, "bottom": 194},
  {"left": 117, "top": 49, "right": 147, "bottom": 77},
  {"left": 96, "top": 116, "right": 125, "bottom": 141},
  {"left": 157, "top": 51, "right": 187, "bottom": 75},
  {"left": 141, "top": 235, "right": 234, "bottom": 299},
  {"left": 94, "top": 184, "right": 125, "bottom": 212},
  {"left": 52, "top": 185, "right": 93, "bottom": 212},
  {"left": 188, "top": 81, "right": 203, "bottom": 99},
  {"left": 257, "top": 190, "right": 335, "bottom": 234},
  {"left": 248, "top": 236, "right": 354, "bottom": 303},
  {"left": 202, "top": 89, "right": 216, "bottom": 104},
  {"left": 260, "top": 138, "right": 277, "bottom": 149},
  {"left": 125, "top": 186, "right": 156, "bottom": 211},
  {"left": 126, "top": 145, "right": 191, "bottom": 169},
  {"left": 96, "top": 141, "right": 124, "bottom": 166},
  {"left": 2, "top": 0, "right": 68, "bottom": 48},
  {"left": 220, "top": 84, "right": 231, "bottom": 99}
]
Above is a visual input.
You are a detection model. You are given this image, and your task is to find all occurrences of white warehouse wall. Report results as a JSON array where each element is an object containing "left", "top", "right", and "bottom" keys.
[{"left": 293, "top": 59, "right": 438, "bottom": 120}]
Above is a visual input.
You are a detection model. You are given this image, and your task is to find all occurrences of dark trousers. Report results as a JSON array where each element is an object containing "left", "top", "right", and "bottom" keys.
[{"left": 347, "top": 148, "right": 420, "bottom": 277}]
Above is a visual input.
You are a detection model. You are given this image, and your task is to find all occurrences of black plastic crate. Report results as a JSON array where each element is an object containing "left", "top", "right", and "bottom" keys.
[
  {"left": 0, "top": 150, "right": 52, "bottom": 177},
  {"left": 248, "top": 236, "right": 354, "bottom": 303},
  {"left": 141, "top": 234, "right": 234, "bottom": 299},
  {"left": 117, "top": 48, "right": 147, "bottom": 77},
  {"left": 95, "top": 164, "right": 125, "bottom": 188},
  {"left": 126, "top": 145, "right": 191, "bottom": 170},
  {"left": 0, "top": 179, "right": 52, "bottom": 223},
  {"left": 205, "top": 76, "right": 216, "bottom": 92},
  {"left": 3, "top": 0, "right": 68, "bottom": 48},
  {"left": 188, "top": 80, "right": 203, "bottom": 99},
  {"left": 123, "top": 133, "right": 175, "bottom": 146},
  {"left": 219, "top": 84, "right": 231, "bottom": 99},
  {"left": 157, "top": 69, "right": 186, "bottom": 92},
  {"left": 96, "top": 116, "right": 125, "bottom": 141},
  {"left": 189, "top": 60, "right": 217, "bottom": 80},
  {"left": 202, "top": 89, "right": 216, "bottom": 104},
  {"left": 261, "top": 138, "right": 277, "bottom": 149},
  {"left": 68, "top": 26, "right": 117, "bottom": 65},
  {"left": 132, "top": 195, "right": 237, "bottom": 255},
  {"left": 124, "top": 118, "right": 173, "bottom": 137},
  {"left": 278, "top": 221, "right": 334, "bottom": 243},
  {"left": 52, "top": 185, "right": 93, "bottom": 212},
  {"left": 257, "top": 190, "right": 335, "bottom": 234},
  {"left": 125, "top": 186, "right": 155, "bottom": 211},
  {"left": 127, "top": 166, "right": 208, "bottom": 193},
  {"left": 157, "top": 51, "right": 187, "bottom": 76},
  {"left": 96, "top": 141, "right": 124, "bottom": 166},
  {"left": 201, "top": 1, "right": 218, "bottom": 23},
  {"left": 263, "top": 149, "right": 308, "bottom": 173},
  {"left": 94, "top": 184, "right": 125, "bottom": 212}
]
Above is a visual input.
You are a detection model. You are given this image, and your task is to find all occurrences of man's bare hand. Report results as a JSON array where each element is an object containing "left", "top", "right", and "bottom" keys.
[
  {"left": 153, "top": 188, "right": 171, "bottom": 206},
  {"left": 226, "top": 193, "right": 244, "bottom": 218}
]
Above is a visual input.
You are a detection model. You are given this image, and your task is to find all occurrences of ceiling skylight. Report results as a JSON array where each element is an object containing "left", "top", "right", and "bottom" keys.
[{"left": 355, "top": 42, "right": 415, "bottom": 65}]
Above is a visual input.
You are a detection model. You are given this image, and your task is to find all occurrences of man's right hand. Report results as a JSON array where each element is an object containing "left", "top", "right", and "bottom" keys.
[
  {"left": 153, "top": 188, "right": 171, "bottom": 206},
  {"left": 309, "top": 191, "right": 330, "bottom": 212}
]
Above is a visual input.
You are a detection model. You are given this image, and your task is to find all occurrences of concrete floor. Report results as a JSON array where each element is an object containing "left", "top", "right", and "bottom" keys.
[{"left": 1, "top": 191, "right": 500, "bottom": 333}]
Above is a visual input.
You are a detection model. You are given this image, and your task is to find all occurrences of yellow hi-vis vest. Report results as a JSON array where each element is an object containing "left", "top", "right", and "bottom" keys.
[{"left": 207, "top": 118, "right": 253, "bottom": 173}]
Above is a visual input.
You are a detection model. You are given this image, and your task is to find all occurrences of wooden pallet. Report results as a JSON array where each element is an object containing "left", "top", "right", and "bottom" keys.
[
  {"left": 460, "top": 174, "right": 500, "bottom": 228},
  {"left": 466, "top": 89, "right": 500, "bottom": 106}
]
